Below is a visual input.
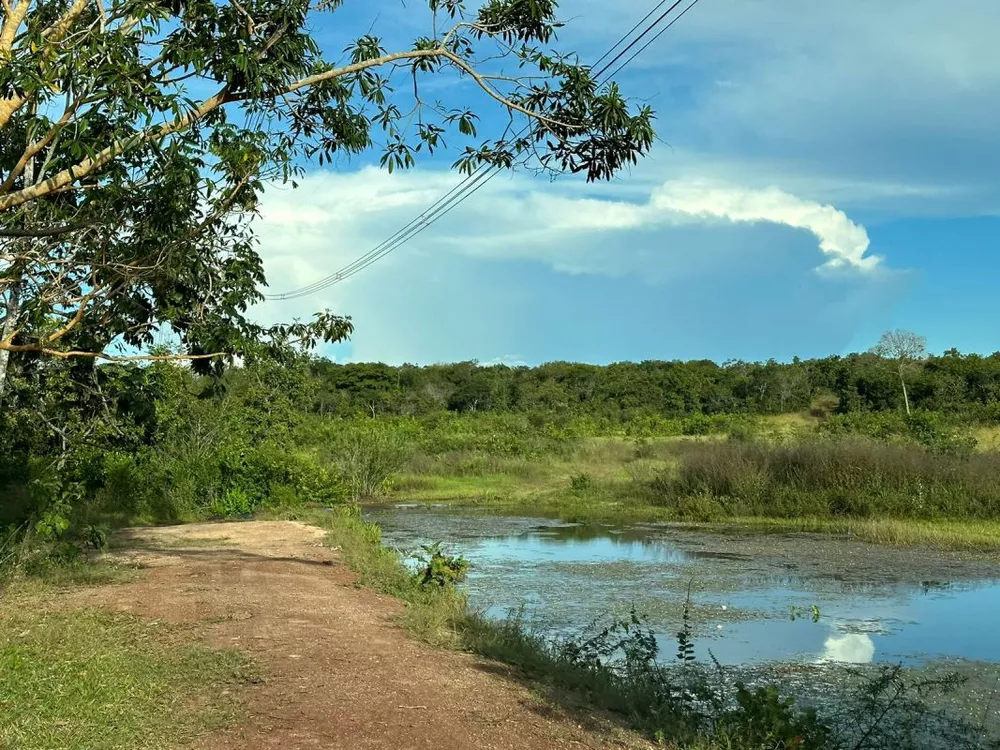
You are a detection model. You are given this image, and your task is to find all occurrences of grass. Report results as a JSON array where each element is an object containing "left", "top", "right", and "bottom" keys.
[
  {"left": 295, "top": 506, "right": 470, "bottom": 646},
  {"left": 0, "top": 607, "right": 255, "bottom": 750},
  {"left": 382, "top": 431, "right": 1000, "bottom": 552},
  {"left": 18, "top": 557, "right": 143, "bottom": 588},
  {"left": 973, "top": 424, "right": 1000, "bottom": 452},
  {"left": 725, "top": 516, "right": 1000, "bottom": 551}
]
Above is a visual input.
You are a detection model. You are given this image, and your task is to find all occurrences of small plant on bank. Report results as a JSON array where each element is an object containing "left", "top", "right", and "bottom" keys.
[
  {"left": 415, "top": 542, "right": 469, "bottom": 588},
  {"left": 570, "top": 473, "right": 593, "bottom": 494}
]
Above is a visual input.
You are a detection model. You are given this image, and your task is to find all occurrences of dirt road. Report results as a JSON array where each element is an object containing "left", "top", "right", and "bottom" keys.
[{"left": 66, "top": 521, "right": 647, "bottom": 750}]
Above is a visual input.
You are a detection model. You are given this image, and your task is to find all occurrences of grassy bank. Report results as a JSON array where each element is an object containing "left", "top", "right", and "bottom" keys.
[
  {"left": 0, "top": 572, "right": 256, "bottom": 750},
  {"left": 384, "top": 423, "right": 1000, "bottom": 552},
  {"left": 281, "top": 507, "right": 995, "bottom": 750}
]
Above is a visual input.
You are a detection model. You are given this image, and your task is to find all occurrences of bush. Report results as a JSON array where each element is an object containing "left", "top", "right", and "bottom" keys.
[
  {"left": 809, "top": 392, "right": 840, "bottom": 420},
  {"left": 327, "top": 425, "right": 411, "bottom": 500},
  {"left": 415, "top": 542, "right": 469, "bottom": 587},
  {"left": 820, "top": 411, "right": 978, "bottom": 456},
  {"left": 649, "top": 437, "right": 1000, "bottom": 521},
  {"left": 570, "top": 473, "right": 593, "bottom": 493}
]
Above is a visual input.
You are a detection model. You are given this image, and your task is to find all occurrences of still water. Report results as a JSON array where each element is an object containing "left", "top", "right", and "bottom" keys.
[{"left": 364, "top": 506, "right": 1000, "bottom": 668}]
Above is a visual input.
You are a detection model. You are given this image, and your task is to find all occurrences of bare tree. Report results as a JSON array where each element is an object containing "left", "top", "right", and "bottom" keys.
[{"left": 871, "top": 330, "right": 927, "bottom": 416}]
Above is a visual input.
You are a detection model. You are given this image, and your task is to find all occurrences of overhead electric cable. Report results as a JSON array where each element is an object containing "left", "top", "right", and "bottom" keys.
[{"left": 267, "top": 0, "right": 703, "bottom": 300}]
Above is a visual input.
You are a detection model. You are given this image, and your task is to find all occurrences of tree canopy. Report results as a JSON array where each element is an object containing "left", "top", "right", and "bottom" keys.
[{"left": 0, "top": 0, "right": 656, "bottom": 365}]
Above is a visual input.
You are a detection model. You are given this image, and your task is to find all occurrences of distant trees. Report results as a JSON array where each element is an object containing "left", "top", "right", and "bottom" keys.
[
  {"left": 871, "top": 331, "right": 928, "bottom": 415},
  {"left": 306, "top": 346, "right": 1000, "bottom": 421}
]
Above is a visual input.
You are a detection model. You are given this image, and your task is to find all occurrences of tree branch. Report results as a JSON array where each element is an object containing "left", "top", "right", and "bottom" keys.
[
  {"left": 0, "top": 339, "right": 226, "bottom": 362},
  {"left": 0, "top": 0, "right": 30, "bottom": 58},
  {"left": 0, "top": 0, "right": 91, "bottom": 130},
  {"left": 0, "top": 220, "right": 97, "bottom": 237}
]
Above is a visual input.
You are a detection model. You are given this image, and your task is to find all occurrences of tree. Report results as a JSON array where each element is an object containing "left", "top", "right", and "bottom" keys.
[
  {"left": 871, "top": 330, "right": 927, "bottom": 415},
  {"left": 0, "top": 0, "right": 655, "bottom": 370}
]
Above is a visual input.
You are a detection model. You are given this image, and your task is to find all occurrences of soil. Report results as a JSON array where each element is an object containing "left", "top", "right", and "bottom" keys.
[{"left": 63, "top": 521, "right": 650, "bottom": 750}]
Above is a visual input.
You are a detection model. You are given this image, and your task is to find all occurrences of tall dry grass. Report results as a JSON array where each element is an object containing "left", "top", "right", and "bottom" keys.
[{"left": 652, "top": 438, "right": 1000, "bottom": 521}]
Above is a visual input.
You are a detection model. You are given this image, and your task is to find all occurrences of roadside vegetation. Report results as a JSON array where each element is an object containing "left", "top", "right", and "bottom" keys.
[
  {"left": 0, "top": 586, "right": 255, "bottom": 750},
  {"left": 7, "top": 349, "right": 1000, "bottom": 564}
]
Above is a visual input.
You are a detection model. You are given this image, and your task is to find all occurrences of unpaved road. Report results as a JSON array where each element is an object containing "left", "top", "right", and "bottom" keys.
[{"left": 66, "top": 521, "right": 648, "bottom": 750}]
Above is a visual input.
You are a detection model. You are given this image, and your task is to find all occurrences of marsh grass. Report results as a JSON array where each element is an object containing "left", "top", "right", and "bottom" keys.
[
  {"left": 0, "top": 608, "right": 255, "bottom": 750},
  {"left": 655, "top": 439, "right": 1000, "bottom": 521},
  {"left": 382, "top": 427, "right": 1000, "bottom": 550}
]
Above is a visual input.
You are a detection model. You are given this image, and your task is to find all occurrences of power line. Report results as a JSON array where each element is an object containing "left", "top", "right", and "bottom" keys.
[
  {"left": 603, "top": 0, "right": 704, "bottom": 82},
  {"left": 272, "top": 166, "right": 497, "bottom": 299},
  {"left": 267, "top": 0, "right": 702, "bottom": 300},
  {"left": 589, "top": 0, "right": 674, "bottom": 71},
  {"left": 590, "top": 0, "right": 686, "bottom": 80}
]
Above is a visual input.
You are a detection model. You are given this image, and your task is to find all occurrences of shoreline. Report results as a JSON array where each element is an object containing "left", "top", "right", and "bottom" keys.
[{"left": 368, "top": 494, "right": 1000, "bottom": 553}]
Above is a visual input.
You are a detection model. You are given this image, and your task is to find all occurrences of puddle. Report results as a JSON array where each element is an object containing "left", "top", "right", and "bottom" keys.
[{"left": 365, "top": 506, "right": 1000, "bottom": 668}]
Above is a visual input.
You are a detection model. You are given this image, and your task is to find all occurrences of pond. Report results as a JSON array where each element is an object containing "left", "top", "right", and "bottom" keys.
[{"left": 364, "top": 505, "right": 1000, "bottom": 669}]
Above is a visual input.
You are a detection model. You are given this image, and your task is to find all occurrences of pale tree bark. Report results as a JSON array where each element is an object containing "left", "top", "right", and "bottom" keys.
[
  {"left": 899, "top": 365, "right": 911, "bottom": 416},
  {"left": 0, "top": 115, "right": 34, "bottom": 408},
  {"left": 0, "top": 280, "right": 20, "bottom": 408}
]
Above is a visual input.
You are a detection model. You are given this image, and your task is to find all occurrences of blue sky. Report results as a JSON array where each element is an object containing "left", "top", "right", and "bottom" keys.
[{"left": 251, "top": 0, "right": 1000, "bottom": 365}]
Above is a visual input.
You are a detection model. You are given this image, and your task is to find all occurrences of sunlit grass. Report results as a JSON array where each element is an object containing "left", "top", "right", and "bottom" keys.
[
  {"left": 973, "top": 425, "right": 1000, "bottom": 452},
  {"left": 0, "top": 608, "right": 254, "bottom": 750},
  {"left": 380, "top": 424, "right": 1000, "bottom": 551},
  {"left": 726, "top": 517, "right": 1000, "bottom": 552}
]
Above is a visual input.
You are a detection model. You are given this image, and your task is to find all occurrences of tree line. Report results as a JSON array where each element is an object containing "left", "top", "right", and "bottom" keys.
[{"left": 310, "top": 347, "right": 1000, "bottom": 421}]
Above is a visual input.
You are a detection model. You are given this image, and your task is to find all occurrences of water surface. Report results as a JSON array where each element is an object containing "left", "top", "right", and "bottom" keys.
[{"left": 365, "top": 506, "right": 1000, "bottom": 668}]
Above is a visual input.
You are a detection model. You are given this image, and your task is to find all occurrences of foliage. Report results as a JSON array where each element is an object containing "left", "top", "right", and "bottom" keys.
[
  {"left": 325, "top": 423, "right": 411, "bottom": 501},
  {"left": 306, "top": 351, "right": 1000, "bottom": 421},
  {"left": 570, "top": 473, "right": 593, "bottom": 493},
  {"left": 819, "top": 411, "right": 978, "bottom": 456},
  {"left": 0, "top": 0, "right": 655, "bottom": 365},
  {"left": 415, "top": 541, "right": 469, "bottom": 587},
  {"left": 6, "top": 345, "right": 1000, "bottom": 563}
]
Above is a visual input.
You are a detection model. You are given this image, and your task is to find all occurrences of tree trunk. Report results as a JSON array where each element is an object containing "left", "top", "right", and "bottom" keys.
[
  {"left": 1, "top": 130, "right": 34, "bottom": 409},
  {"left": 0, "top": 281, "right": 19, "bottom": 409},
  {"left": 899, "top": 366, "right": 911, "bottom": 416}
]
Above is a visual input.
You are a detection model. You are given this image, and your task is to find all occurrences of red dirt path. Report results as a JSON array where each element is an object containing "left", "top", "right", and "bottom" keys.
[{"left": 65, "top": 521, "right": 650, "bottom": 750}]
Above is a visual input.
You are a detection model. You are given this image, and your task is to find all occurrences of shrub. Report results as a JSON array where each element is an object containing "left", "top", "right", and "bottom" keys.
[
  {"left": 415, "top": 542, "right": 469, "bottom": 587},
  {"left": 809, "top": 392, "right": 840, "bottom": 420},
  {"left": 328, "top": 425, "right": 411, "bottom": 500},
  {"left": 648, "top": 437, "right": 1000, "bottom": 521}
]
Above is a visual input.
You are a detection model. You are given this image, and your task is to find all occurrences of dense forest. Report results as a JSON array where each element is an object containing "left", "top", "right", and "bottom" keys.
[{"left": 312, "top": 350, "right": 1000, "bottom": 419}]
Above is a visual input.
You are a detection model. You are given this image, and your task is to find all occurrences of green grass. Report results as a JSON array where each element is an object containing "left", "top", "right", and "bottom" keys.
[
  {"left": 0, "top": 607, "right": 255, "bottom": 750},
  {"left": 725, "top": 516, "right": 1000, "bottom": 552},
  {"left": 382, "top": 431, "right": 1000, "bottom": 552}
]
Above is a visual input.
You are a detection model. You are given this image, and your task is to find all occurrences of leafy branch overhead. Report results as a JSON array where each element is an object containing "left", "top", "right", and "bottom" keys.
[{"left": 0, "top": 0, "right": 656, "bottom": 365}]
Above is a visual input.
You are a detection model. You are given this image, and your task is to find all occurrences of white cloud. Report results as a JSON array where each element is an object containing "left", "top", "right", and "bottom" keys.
[
  {"left": 651, "top": 181, "right": 878, "bottom": 271},
  {"left": 818, "top": 633, "right": 876, "bottom": 664},
  {"left": 560, "top": 0, "right": 1000, "bottom": 212},
  {"left": 247, "top": 167, "right": 900, "bottom": 364},
  {"left": 252, "top": 169, "right": 878, "bottom": 310}
]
